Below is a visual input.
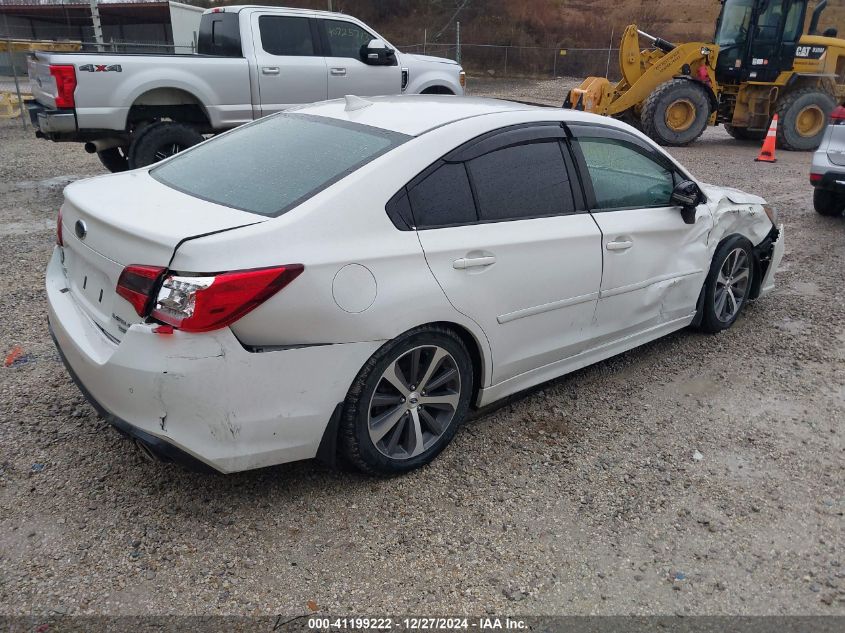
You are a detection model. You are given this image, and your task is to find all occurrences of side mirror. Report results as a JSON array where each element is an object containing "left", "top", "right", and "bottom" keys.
[
  {"left": 360, "top": 38, "right": 395, "bottom": 65},
  {"left": 671, "top": 180, "right": 702, "bottom": 224}
]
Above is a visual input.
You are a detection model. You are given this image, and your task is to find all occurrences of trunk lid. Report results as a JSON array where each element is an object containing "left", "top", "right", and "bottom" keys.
[
  {"left": 60, "top": 170, "right": 266, "bottom": 341},
  {"left": 27, "top": 53, "right": 61, "bottom": 109}
]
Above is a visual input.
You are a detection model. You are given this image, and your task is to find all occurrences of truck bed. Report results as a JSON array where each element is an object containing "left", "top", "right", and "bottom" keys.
[{"left": 29, "top": 51, "right": 254, "bottom": 131}]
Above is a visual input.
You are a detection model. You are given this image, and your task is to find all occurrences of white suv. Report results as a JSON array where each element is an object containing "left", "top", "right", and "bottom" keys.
[{"left": 810, "top": 104, "right": 845, "bottom": 216}]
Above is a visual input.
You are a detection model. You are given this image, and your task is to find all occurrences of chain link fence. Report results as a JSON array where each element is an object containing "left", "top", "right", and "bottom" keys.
[{"left": 402, "top": 42, "right": 621, "bottom": 81}]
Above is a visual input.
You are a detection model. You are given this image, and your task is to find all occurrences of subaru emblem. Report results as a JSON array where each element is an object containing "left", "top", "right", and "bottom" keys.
[{"left": 74, "top": 219, "right": 87, "bottom": 240}]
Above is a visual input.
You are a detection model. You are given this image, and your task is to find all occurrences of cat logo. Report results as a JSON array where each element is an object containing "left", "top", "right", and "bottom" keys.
[
  {"left": 796, "top": 46, "right": 826, "bottom": 60},
  {"left": 78, "top": 64, "right": 123, "bottom": 73}
]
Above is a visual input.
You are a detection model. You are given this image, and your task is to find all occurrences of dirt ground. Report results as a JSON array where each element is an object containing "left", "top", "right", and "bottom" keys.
[{"left": 0, "top": 79, "right": 843, "bottom": 617}]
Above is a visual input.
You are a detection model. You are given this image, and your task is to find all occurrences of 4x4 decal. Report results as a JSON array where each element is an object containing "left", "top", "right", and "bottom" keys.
[{"left": 78, "top": 64, "right": 122, "bottom": 72}]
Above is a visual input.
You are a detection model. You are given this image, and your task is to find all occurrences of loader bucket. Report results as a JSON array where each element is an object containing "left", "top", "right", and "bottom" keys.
[{"left": 563, "top": 78, "right": 612, "bottom": 114}]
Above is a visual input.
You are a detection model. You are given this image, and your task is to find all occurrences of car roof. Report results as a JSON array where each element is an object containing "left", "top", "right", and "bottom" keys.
[
  {"left": 208, "top": 5, "right": 359, "bottom": 19},
  {"left": 290, "top": 95, "right": 544, "bottom": 136}
]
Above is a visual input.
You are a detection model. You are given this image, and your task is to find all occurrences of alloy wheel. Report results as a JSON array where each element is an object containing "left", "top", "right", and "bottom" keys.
[
  {"left": 367, "top": 345, "right": 461, "bottom": 460},
  {"left": 714, "top": 247, "right": 751, "bottom": 322}
]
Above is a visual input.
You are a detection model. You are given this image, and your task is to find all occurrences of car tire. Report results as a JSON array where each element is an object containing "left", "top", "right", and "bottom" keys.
[
  {"left": 775, "top": 89, "right": 836, "bottom": 151},
  {"left": 641, "top": 78, "right": 711, "bottom": 146},
  {"left": 339, "top": 326, "right": 474, "bottom": 475},
  {"left": 128, "top": 121, "right": 204, "bottom": 169},
  {"left": 697, "top": 236, "right": 756, "bottom": 334},
  {"left": 96, "top": 147, "right": 130, "bottom": 173},
  {"left": 724, "top": 124, "right": 766, "bottom": 142},
  {"left": 813, "top": 188, "right": 845, "bottom": 216}
]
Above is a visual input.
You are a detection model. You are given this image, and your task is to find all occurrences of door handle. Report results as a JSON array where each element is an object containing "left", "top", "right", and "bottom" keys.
[
  {"left": 330, "top": 67, "right": 347, "bottom": 76},
  {"left": 261, "top": 66, "right": 280, "bottom": 75},
  {"left": 606, "top": 240, "right": 633, "bottom": 252},
  {"left": 453, "top": 255, "right": 496, "bottom": 270}
]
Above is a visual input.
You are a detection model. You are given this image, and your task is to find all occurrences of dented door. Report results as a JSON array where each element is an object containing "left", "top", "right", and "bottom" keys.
[
  {"left": 590, "top": 205, "right": 710, "bottom": 340},
  {"left": 568, "top": 129, "right": 711, "bottom": 341}
]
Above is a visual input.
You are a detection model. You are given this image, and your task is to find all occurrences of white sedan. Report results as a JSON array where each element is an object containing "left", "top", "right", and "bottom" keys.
[{"left": 47, "top": 95, "right": 784, "bottom": 474}]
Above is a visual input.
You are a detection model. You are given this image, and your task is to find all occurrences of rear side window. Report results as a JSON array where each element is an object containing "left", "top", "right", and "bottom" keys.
[
  {"left": 151, "top": 114, "right": 408, "bottom": 217},
  {"left": 259, "top": 16, "right": 315, "bottom": 56},
  {"left": 467, "top": 141, "right": 575, "bottom": 221},
  {"left": 408, "top": 163, "right": 477, "bottom": 228},
  {"left": 576, "top": 137, "right": 675, "bottom": 209},
  {"left": 198, "top": 13, "right": 242, "bottom": 56}
]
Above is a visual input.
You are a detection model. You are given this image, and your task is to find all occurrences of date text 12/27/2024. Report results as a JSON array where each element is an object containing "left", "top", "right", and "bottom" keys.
[{"left": 305, "top": 618, "right": 528, "bottom": 630}]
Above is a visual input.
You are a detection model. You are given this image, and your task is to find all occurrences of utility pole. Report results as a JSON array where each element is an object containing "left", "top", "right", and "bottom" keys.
[
  {"left": 605, "top": 26, "right": 614, "bottom": 78},
  {"left": 89, "top": 0, "right": 104, "bottom": 51},
  {"left": 456, "top": 21, "right": 461, "bottom": 65}
]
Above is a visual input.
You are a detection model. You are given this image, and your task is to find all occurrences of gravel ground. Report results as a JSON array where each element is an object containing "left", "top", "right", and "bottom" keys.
[{"left": 1, "top": 78, "right": 844, "bottom": 618}]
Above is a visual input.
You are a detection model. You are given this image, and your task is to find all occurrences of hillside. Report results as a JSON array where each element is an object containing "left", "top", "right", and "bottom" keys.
[{"left": 220, "top": 0, "right": 845, "bottom": 48}]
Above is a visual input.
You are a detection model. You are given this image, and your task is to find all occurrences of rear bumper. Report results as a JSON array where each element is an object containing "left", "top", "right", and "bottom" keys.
[
  {"left": 46, "top": 248, "right": 382, "bottom": 473},
  {"left": 27, "top": 100, "right": 76, "bottom": 137},
  {"left": 49, "top": 321, "right": 215, "bottom": 472},
  {"left": 810, "top": 170, "right": 845, "bottom": 193}
]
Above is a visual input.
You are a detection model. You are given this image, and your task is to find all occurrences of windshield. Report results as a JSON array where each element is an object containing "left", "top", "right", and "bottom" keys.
[
  {"left": 151, "top": 113, "right": 409, "bottom": 217},
  {"left": 716, "top": 0, "right": 756, "bottom": 46}
]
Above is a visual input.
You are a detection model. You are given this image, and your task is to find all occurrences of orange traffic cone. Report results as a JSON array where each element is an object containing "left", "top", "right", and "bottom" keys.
[{"left": 755, "top": 115, "right": 779, "bottom": 163}]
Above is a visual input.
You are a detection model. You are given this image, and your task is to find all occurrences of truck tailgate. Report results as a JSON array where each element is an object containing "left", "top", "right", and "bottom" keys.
[{"left": 27, "top": 54, "right": 59, "bottom": 109}]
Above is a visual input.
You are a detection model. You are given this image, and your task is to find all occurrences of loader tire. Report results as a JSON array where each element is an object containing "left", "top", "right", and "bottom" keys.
[
  {"left": 641, "top": 78, "right": 711, "bottom": 147},
  {"left": 128, "top": 121, "right": 204, "bottom": 169},
  {"left": 724, "top": 124, "right": 766, "bottom": 142},
  {"left": 775, "top": 89, "right": 835, "bottom": 151}
]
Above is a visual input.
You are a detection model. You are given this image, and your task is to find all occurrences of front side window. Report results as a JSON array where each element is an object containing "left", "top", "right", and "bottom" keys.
[
  {"left": 259, "top": 16, "right": 315, "bottom": 56},
  {"left": 152, "top": 114, "right": 408, "bottom": 217},
  {"left": 467, "top": 141, "right": 575, "bottom": 221},
  {"left": 576, "top": 138, "right": 675, "bottom": 210},
  {"left": 323, "top": 19, "right": 374, "bottom": 58}
]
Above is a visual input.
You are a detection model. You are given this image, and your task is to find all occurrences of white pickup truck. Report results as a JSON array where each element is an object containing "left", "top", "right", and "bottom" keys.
[{"left": 26, "top": 5, "right": 465, "bottom": 171}]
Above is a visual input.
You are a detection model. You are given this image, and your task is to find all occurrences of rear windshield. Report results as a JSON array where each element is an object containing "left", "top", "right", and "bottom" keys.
[{"left": 151, "top": 113, "right": 409, "bottom": 217}]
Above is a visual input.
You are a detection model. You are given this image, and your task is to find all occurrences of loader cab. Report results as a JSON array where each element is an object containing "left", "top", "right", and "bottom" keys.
[{"left": 714, "top": 0, "right": 810, "bottom": 84}]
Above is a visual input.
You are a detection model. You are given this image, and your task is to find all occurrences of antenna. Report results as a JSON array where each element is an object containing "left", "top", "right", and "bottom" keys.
[{"left": 344, "top": 95, "right": 373, "bottom": 111}]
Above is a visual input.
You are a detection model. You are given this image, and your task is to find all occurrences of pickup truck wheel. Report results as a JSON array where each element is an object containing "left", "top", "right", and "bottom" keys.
[
  {"left": 96, "top": 147, "right": 130, "bottom": 173},
  {"left": 128, "top": 122, "right": 204, "bottom": 169}
]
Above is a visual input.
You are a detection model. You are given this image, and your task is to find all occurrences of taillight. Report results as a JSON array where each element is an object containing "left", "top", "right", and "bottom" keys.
[
  {"left": 810, "top": 173, "right": 824, "bottom": 185},
  {"left": 830, "top": 105, "right": 845, "bottom": 125},
  {"left": 49, "top": 64, "right": 76, "bottom": 108},
  {"left": 56, "top": 208, "right": 63, "bottom": 246},
  {"left": 150, "top": 265, "right": 304, "bottom": 333},
  {"left": 116, "top": 265, "right": 167, "bottom": 316}
]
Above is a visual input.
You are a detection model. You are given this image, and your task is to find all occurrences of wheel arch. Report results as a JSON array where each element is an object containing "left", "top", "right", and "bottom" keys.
[
  {"left": 426, "top": 320, "right": 487, "bottom": 407},
  {"left": 420, "top": 85, "right": 455, "bottom": 95},
  {"left": 127, "top": 87, "right": 211, "bottom": 129}
]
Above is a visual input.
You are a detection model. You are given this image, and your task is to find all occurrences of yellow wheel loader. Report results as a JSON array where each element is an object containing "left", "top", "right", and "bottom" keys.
[{"left": 564, "top": 0, "right": 845, "bottom": 150}]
